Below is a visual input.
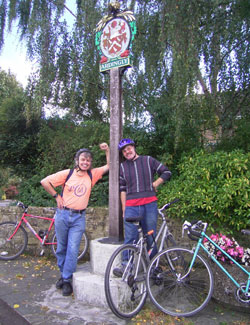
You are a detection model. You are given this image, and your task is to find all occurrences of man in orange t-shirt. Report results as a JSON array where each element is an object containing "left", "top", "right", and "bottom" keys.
[{"left": 41, "top": 143, "right": 109, "bottom": 296}]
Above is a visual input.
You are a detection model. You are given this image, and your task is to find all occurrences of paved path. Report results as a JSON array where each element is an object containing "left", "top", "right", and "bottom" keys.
[
  {"left": 0, "top": 255, "right": 126, "bottom": 325},
  {"left": 0, "top": 255, "right": 249, "bottom": 324}
]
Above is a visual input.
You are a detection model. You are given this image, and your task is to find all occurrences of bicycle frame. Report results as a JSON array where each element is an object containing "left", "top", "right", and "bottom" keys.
[
  {"left": 125, "top": 202, "right": 176, "bottom": 281},
  {"left": 126, "top": 218, "right": 172, "bottom": 282},
  {"left": 9, "top": 211, "right": 56, "bottom": 247},
  {"left": 187, "top": 231, "right": 250, "bottom": 296},
  {"left": 154, "top": 217, "right": 169, "bottom": 252}
]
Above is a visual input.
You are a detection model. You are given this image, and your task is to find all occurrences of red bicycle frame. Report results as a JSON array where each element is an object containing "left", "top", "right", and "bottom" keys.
[{"left": 9, "top": 203, "right": 56, "bottom": 248}]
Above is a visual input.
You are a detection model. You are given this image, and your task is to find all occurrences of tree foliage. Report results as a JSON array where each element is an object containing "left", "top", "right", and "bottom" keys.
[
  {"left": 123, "top": 0, "right": 250, "bottom": 154},
  {"left": 157, "top": 149, "right": 250, "bottom": 233},
  {"left": 0, "top": 68, "right": 40, "bottom": 175},
  {"left": 1, "top": 1, "right": 249, "bottom": 152},
  {"left": 0, "top": 0, "right": 107, "bottom": 121}
]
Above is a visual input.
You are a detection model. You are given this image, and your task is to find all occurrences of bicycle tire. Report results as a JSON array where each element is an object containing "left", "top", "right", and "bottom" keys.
[
  {"left": 104, "top": 244, "right": 147, "bottom": 319},
  {"left": 146, "top": 247, "right": 214, "bottom": 317},
  {"left": 0, "top": 222, "right": 28, "bottom": 260},
  {"left": 51, "top": 232, "right": 89, "bottom": 261}
]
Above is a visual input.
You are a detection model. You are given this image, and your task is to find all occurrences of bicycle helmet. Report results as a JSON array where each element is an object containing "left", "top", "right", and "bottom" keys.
[
  {"left": 74, "top": 148, "right": 93, "bottom": 167},
  {"left": 118, "top": 138, "right": 135, "bottom": 151}
]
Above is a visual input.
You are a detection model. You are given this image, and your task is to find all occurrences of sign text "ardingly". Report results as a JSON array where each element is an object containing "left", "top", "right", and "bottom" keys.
[{"left": 100, "top": 58, "right": 131, "bottom": 72}]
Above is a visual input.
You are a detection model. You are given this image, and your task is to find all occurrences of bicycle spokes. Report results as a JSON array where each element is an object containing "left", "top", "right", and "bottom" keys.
[
  {"left": 0, "top": 222, "right": 28, "bottom": 260},
  {"left": 105, "top": 244, "right": 147, "bottom": 319},
  {"left": 146, "top": 248, "right": 213, "bottom": 317}
]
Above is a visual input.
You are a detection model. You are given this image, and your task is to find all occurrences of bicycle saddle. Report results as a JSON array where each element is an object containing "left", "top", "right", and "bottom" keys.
[{"left": 125, "top": 215, "right": 143, "bottom": 223}]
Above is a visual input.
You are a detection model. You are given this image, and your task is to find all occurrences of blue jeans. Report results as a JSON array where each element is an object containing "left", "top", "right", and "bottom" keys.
[
  {"left": 123, "top": 201, "right": 158, "bottom": 262},
  {"left": 55, "top": 208, "right": 86, "bottom": 281}
]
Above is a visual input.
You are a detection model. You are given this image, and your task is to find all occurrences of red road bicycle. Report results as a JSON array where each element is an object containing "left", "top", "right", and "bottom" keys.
[{"left": 0, "top": 201, "right": 89, "bottom": 260}]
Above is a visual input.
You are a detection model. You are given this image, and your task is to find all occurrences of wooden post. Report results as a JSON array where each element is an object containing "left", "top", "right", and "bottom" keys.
[
  {"left": 108, "top": 67, "right": 123, "bottom": 241},
  {"left": 95, "top": 5, "right": 136, "bottom": 242}
]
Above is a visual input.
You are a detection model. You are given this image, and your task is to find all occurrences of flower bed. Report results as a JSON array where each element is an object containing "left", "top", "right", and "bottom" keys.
[
  {"left": 204, "top": 233, "right": 250, "bottom": 311},
  {"left": 204, "top": 233, "right": 250, "bottom": 266}
]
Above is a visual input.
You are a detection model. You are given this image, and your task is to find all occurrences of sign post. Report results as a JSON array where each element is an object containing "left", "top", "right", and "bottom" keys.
[{"left": 95, "top": 1, "right": 136, "bottom": 241}]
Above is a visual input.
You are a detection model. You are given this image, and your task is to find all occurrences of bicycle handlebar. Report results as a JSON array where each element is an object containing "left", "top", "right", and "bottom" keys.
[
  {"left": 159, "top": 198, "right": 179, "bottom": 212},
  {"left": 182, "top": 220, "right": 207, "bottom": 241},
  {"left": 17, "top": 201, "right": 28, "bottom": 210},
  {"left": 241, "top": 229, "right": 250, "bottom": 236}
]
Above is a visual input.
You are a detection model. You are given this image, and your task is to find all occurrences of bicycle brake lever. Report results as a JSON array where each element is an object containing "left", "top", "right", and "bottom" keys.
[{"left": 182, "top": 221, "right": 191, "bottom": 237}]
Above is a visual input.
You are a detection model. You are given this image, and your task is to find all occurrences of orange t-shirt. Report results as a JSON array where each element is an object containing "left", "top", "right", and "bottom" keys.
[{"left": 42, "top": 168, "right": 105, "bottom": 210}]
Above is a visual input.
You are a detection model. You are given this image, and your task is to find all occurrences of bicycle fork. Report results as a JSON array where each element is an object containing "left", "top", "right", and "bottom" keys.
[{"left": 122, "top": 244, "right": 145, "bottom": 301}]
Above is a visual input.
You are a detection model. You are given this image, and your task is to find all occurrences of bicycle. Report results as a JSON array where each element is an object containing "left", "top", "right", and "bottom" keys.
[
  {"left": 146, "top": 219, "right": 250, "bottom": 317},
  {"left": 104, "top": 198, "right": 179, "bottom": 319},
  {"left": 0, "top": 201, "right": 89, "bottom": 261}
]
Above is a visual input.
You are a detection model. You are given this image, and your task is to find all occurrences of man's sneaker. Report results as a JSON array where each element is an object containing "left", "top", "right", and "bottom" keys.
[
  {"left": 55, "top": 277, "right": 64, "bottom": 289},
  {"left": 62, "top": 281, "right": 73, "bottom": 296},
  {"left": 113, "top": 265, "right": 126, "bottom": 277}
]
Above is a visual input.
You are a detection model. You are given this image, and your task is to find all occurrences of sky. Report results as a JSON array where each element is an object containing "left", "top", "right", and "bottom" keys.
[
  {"left": 0, "top": 27, "right": 34, "bottom": 87},
  {"left": 0, "top": 1, "right": 76, "bottom": 88}
]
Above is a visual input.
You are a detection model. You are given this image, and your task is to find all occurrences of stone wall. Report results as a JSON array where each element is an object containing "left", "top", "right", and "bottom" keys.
[
  {"left": 0, "top": 205, "right": 109, "bottom": 256},
  {"left": 0, "top": 205, "right": 185, "bottom": 254}
]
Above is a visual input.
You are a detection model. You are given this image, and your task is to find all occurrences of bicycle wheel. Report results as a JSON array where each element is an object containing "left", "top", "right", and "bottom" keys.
[
  {"left": 146, "top": 247, "right": 214, "bottom": 317},
  {"left": 0, "top": 222, "right": 28, "bottom": 260},
  {"left": 51, "top": 232, "right": 89, "bottom": 261},
  {"left": 105, "top": 244, "right": 147, "bottom": 319}
]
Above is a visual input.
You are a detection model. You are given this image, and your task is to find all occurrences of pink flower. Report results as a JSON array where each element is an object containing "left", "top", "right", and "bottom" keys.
[
  {"left": 226, "top": 239, "right": 233, "bottom": 246},
  {"left": 236, "top": 246, "right": 244, "bottom": 255},
  {"left": 206, "top": 233, "right": 250, "bottom": 265},
  {"left": 211, "top": 234, "right": 219, "bottom": 241},
  {"left": 227, "top": 248, "right": 234, "bottom": 255}
]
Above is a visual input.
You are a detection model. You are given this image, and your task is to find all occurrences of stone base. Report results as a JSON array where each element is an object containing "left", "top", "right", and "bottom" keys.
[{"left": 73, "top": 237, "right": 122, "bottom": 307}]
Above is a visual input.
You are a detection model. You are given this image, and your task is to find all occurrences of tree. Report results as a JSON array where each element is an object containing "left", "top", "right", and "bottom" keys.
[
  {"left": 0, "top": 68, "right": 40, "bottom": 175},
  {"left": 1, "top": 1, "right": 249, "bottom": 156},
  {"left": 0, "top": 0, "right": 107, "bottom": 120},
  {"left": 123, "top": 0, "right": 250, "bottom": 154}
]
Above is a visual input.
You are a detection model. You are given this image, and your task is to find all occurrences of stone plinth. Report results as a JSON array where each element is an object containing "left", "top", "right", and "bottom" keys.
[{"left": 73, "top": 237, "right": 122, "bottom": 307}]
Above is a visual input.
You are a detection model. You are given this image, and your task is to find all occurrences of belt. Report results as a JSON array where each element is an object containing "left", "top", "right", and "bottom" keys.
[{"left": 63, "top": 207, "right": 86, "bottom": 214}]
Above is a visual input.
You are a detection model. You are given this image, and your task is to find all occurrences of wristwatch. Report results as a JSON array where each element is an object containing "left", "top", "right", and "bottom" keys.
[{"left": 53, "top": 193, "right": 58, "bottom": 198}]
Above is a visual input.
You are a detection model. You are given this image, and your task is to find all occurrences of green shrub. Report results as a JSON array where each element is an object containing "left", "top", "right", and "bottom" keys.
[
  {"left": 17, "top": 174, "right": 55, "bottom": 207},
  {"left": 158, "top": 149, "right": 250, "bottom": 233},
  {"left": 16, "top": 119, "right": 110, "bottom": 207}
]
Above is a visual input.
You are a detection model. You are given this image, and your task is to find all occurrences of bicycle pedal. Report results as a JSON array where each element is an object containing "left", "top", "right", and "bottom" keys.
[{"left": 40, "top": 250, "right": 45, "bottom": 256}]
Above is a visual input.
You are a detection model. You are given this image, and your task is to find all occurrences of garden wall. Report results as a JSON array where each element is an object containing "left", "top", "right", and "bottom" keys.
[
  {"left": 0, "top": 205, "right": 184, "bottom": 254},
  {"left": 0, "top": 205, "right": 110, "bottom": 256}
]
